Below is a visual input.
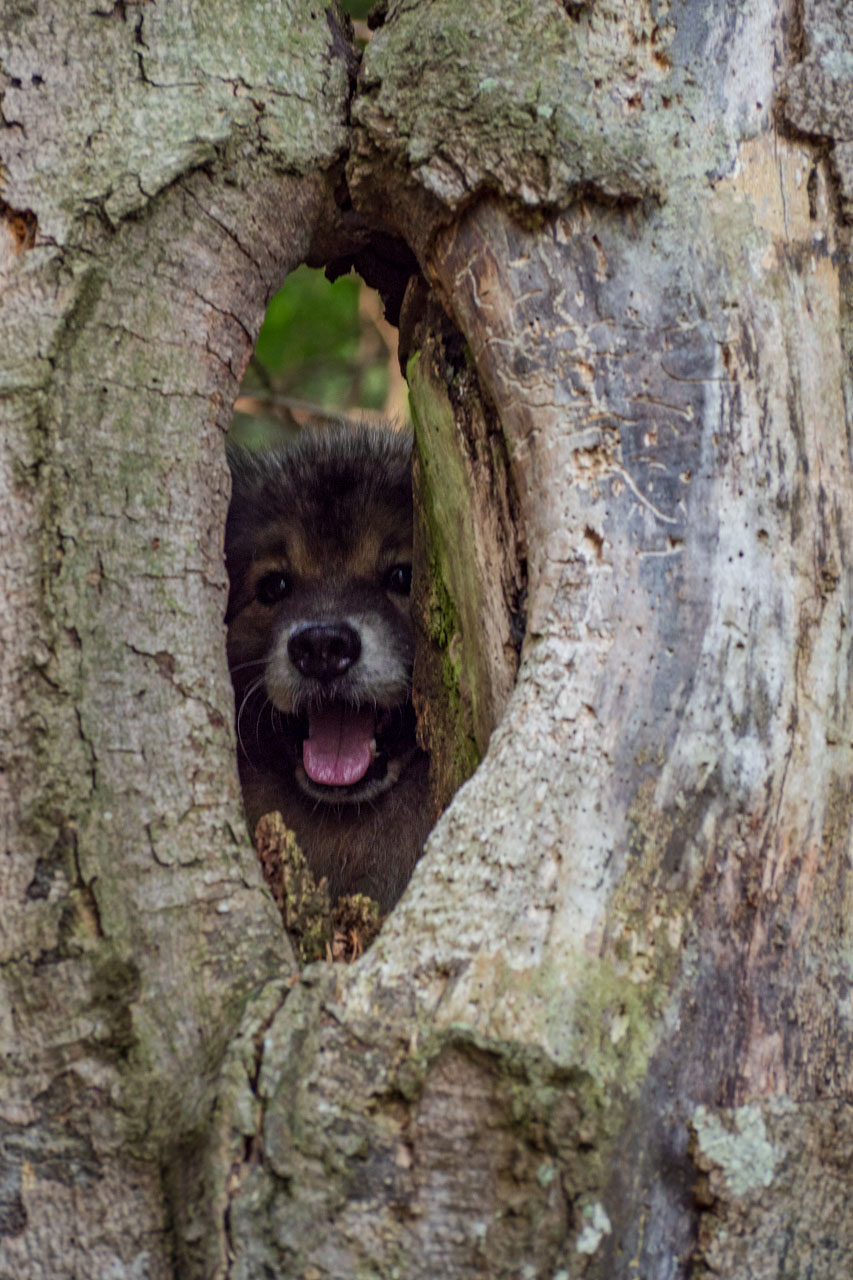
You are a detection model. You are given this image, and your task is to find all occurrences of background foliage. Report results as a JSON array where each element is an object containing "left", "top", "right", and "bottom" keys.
[
  {"left": 230, "top": 5, "right": 400, "bottom": 449},
  {"left": 231, "top": 266, "right": 407, "bottom": 449}
]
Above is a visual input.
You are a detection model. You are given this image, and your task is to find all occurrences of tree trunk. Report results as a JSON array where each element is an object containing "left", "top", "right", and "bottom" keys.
[
  {"left": 0, "top": 2, "right": 349, "bottom": 1272},
  {"left": 3, "top": 1, "right": 853, "bottom": 1277}
]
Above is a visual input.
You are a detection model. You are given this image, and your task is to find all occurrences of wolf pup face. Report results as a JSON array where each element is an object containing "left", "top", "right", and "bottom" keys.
[{"left": 225, "top": 425, "right": 429, "bottom": 908}]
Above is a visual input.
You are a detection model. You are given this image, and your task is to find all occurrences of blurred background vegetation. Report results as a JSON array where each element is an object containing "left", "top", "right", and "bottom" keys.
[
  {"left": 230, "top": 3, "right": 400, "bottom": 449},
  {"left": 341, "top": 0, "right": 373, "bottom": 19},
  {"left": 231, "top": 266, "right": 409, "bottom": 449}
]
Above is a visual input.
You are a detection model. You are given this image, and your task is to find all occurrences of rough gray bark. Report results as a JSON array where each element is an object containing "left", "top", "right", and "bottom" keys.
[
  {"left": 0, "top": 1, "right": 350, "bottom": 1272},
  {"left": 3, "top": 1, "right": 853, "bottom": 1278}
]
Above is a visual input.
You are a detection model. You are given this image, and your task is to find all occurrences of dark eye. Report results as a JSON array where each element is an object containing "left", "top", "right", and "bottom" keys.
[
  {"left": 256, "top": 571, "right": 290, "bottom": 605},
  {"left": 385, "top": 563, "right": 412, "bottom": 595}
]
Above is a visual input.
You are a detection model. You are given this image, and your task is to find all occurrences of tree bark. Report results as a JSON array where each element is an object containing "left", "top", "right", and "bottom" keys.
[
  {"left": 3, "top": 1, "right": 853, "bottom": 1278},
  {"left": 0, "top": 2, "right": 351, "bottom": 1272}
]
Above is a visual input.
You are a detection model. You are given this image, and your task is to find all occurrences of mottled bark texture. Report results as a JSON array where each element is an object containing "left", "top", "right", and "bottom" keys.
[
  {"left": 220, "top": 3, "right": 853, "bottom": 1278},
  {"left": 3, "top": 0, "right": 853, "bottom": 1278},
  {"left": 0, "top": 1, "right": 352, "bottom": 1274}
]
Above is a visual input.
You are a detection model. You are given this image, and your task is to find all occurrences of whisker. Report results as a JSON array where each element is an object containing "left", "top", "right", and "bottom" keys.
[
  {"left": 236, "top": 674, "right": 266, "bottom": 759},
  {"left": 228, "top": 658, "right": 268, "bottom": 676},
  {"left": 254, "top": 692, "right": 275, "bottom": 750}
]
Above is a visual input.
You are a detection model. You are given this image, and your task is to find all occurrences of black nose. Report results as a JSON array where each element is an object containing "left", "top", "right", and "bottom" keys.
[{"left": 287, "top": 623, "right": 362, "bottom": 682}]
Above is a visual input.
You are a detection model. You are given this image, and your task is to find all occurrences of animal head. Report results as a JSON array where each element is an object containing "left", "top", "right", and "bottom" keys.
[{"left": 225, "top": 425, "right": 417, "bottom": 803}]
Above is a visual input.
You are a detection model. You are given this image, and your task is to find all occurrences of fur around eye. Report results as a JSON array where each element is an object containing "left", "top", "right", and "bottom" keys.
[
  {"left": 256, "top": 571, "right": 290, "bottom": 605},
  {"left": 385, "top": 564, "right": 412, "bottom": 595}
]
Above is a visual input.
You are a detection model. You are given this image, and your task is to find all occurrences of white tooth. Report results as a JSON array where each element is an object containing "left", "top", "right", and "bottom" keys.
[{"left": 369, "top": 737, "right": 377, "bottom": 758}]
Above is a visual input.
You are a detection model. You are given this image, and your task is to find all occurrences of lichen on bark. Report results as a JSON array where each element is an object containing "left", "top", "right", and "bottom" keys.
[
  {"left": 6, "top": 0, "right": 853, "bottom": 1276},
  {"left": 353, "top": 0, "right": 666, "bottom": 213},
  {"left": 1, "top": 1, "right": 356, "bottom": 1273},
  {"left": 408, "top": 336, "right": 523, "bottom": 808}
]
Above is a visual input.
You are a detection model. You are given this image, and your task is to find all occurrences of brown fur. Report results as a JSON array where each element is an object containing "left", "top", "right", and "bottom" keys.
[{"left": 225, "top": 424, "right": 432, "bottom": 911}]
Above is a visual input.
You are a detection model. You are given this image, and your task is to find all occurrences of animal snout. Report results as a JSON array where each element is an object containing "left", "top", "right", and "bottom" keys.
[{"left": 288, "top": 622, "right": 362, "bottom": 682}]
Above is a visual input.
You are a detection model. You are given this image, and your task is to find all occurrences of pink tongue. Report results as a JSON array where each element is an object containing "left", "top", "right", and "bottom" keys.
[{"left": 303, "top": 705, "right": 374, "bottom": 787}]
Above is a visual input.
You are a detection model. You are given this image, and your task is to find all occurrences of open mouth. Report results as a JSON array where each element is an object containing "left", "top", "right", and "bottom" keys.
[
  {"left": 295, "top": 701, "right": 416, "bottom": 801},
  {"left": 303, "top": 703, "right": 376, "bottom": 787}
]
